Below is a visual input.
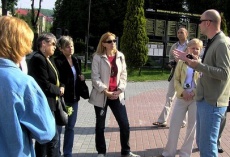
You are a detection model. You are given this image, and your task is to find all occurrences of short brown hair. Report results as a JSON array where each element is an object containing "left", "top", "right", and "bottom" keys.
[{"left": 0, "top": 16, "right": 34, "bottom": 63}]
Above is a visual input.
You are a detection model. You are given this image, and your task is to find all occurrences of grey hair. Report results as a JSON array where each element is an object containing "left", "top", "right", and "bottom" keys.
[
  {"left": 57, "top": 36, "right": 73, "bottom": 49},
  {"left": 37, "top": 33, "right": 57, "bottom": 49}
]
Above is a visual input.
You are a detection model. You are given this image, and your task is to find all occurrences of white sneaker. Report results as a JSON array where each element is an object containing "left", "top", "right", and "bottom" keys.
[
  {"left": 97, "top": 154, "right": 105, "bottom": 157},
  {"left": 122, "top": 152, "right": 140, "bottom": 157}
]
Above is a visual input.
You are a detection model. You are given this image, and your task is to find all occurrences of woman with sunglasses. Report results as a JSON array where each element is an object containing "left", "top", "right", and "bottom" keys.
[
  {"left": 28, "top": 33, "right": 64, "bottom": 157},
  {"left": 89, "top": 32, "right": 139, "bottom": 157}
]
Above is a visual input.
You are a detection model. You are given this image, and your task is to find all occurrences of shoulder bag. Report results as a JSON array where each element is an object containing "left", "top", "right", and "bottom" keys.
[
  {"left": 79, "top": 80, "right": 90, "bottom": 99},
  {"left": 55, "top": 96, "right": 68, "bottom": 126}
]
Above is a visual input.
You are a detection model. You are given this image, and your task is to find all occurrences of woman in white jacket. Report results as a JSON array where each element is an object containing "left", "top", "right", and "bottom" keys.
[{"left": 89, "top": 32, "right": 139, "bottom": 157}]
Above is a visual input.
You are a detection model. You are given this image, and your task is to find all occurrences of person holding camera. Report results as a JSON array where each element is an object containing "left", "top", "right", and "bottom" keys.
[
  {"left": 157, "top": 38, "right": 203, "bottom": 157},
  {"left": 153, "top": 27, "right": 188, "bottom": 127}
]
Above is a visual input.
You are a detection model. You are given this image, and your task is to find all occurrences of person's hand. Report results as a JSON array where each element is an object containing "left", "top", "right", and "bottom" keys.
[
  {"left": 60, "top": 87, "right": 65, "bottom": 96},
  {"left": 111, "top": 89, "right": 122, "bottom": 99},
  {"left": 104, "top": 89, "right": 120, "bottom": 100},
  {"left": 182, "top": 90, "right": 194, "bottom": 101},
  {"left": 173, "top": 49, "right": 188, "bottom": 62},
  {"left": 79, "top": 74, "right": 85, "bottom": 81},
  {"left": 173, "top": 49, "right": 199, "bottom": 69}
]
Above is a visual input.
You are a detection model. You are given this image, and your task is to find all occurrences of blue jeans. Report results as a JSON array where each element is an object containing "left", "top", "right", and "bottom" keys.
[
  {"left": 196, "top": 99, "right": 227, "bottom": 157},
  {"left": 94, "top": 99, "right": 130, "bottom": 155},
  {"left": 58, "top": 101, "right": 78, "bottom": 157}
]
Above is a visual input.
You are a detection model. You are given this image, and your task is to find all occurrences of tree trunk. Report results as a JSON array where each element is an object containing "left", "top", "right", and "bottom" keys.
[{"left": 2, "top": 0, "right": 8, "bottom": 15}]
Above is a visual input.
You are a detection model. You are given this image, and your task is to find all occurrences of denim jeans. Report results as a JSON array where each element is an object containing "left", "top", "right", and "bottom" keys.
[
  {"left": 196, "top": 99, "right": 227, "bottom": 157},
  {"left": 94, "top": 99, "right": 130, "bottom": 155},
  {"left": 58, "top": 101, "right": 78, "bottom": 157}
]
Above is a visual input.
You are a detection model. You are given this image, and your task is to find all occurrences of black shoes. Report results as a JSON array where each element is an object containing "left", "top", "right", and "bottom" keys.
[{"left": 218, "top": 148, "right": 224, "bottom": 153}]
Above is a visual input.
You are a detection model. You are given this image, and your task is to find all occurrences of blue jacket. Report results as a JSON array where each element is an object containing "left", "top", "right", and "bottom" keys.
[{"left": 0, "top": 58, "right": 55, "bottom": 157}]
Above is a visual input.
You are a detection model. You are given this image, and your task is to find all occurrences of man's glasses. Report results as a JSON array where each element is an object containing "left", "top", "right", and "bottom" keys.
[
  {"left": 104, "top": 39, "right": 117, "bottom": 44},
  {"left": 199, "top": 19, "right": 212, "bottom": 24}
]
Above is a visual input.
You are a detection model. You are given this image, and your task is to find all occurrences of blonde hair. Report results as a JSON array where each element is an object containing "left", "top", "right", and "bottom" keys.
[
  {"left": 188, "top": 38, "right": 203, "bottom": 48},
  {"left": 57, "top": 36, "right": 73, "bottom": 49},
  {"left": 95, "top": 32, "right": 117, "bottom": 55},
  {"left": 0, "top": 16, "right": 34, "bottom": 63}
]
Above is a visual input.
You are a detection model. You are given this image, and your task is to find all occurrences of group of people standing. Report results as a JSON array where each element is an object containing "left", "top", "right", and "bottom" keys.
[
  {"left": 155, "top": 9, "right": 230, "bottom": 157},
  {"left": 28, "top": 33, "right": 84, "bottom": 157},
  {"left": 0, "top": 15, "right": 138, "bottom": 157},
  {"left": 0, "top": 8, "right": 230, "bottom": 157}
]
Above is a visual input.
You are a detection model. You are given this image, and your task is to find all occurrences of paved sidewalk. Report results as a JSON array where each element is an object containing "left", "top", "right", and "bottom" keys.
[{"left": 60, "top": 81, "right": 230, "bottom": 157}]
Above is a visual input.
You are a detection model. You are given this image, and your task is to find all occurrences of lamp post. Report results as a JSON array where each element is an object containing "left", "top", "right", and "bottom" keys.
[{"left": 84, "top": 0, "right": 91, "bottom": 71}]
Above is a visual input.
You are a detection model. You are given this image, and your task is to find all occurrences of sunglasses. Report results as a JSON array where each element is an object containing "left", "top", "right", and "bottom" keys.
[
  {"left": 50, "top": 42, "right": 56, "bottom": 46},
  {"left": 46, "top": 41, "right": 56, "bottom": 46},
  {"left": 104, "top": 39, "right": 117, "bottom": 44},
  {"left": 199, "top": 19, "right": 212, "bottom": 24}
]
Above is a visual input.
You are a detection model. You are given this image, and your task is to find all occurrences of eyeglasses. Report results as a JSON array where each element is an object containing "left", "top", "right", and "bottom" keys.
[
  {"left": 199, "top": 19, "right": 212, "bottom": 24},
  {"left": 104, "top": 39, "right": 117, "bottom": 44},
  {"left": 45, "top": 40, "right": 56, "bottom": 46},
  {"left": 50, "top": 42, "right": 56, "bottom": 46}
]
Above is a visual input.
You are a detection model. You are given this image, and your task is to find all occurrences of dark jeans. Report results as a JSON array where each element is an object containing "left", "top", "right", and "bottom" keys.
[
  {"left": 35, "top": 123, "right": 60, "bottom": 157},
  {"left": 94, "top": 99, "right": 130, "bottom": 155}
]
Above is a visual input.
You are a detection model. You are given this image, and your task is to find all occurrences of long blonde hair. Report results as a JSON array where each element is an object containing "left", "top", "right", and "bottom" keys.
[
  {"left": 95, "top": 32, "right": 117, "bottom": 55},
  {"left": 0, "top": 16, "right": 34, "bottom": 63}
]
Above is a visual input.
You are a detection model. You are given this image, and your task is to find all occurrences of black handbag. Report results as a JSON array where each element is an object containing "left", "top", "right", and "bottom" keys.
[
  {"left": 74, "top": 56, "right": 89, "bottom": 99},
  {"left": 79, "top": 80, "right": 90, "bottom": 99},
  {"left": 55, "top": 97, "right": 68, "bottom": 126}
]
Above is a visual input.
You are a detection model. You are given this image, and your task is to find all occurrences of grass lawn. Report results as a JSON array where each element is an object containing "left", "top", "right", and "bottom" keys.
[{"left": 82, "top": 68, "right": 170, "bottom": 82}]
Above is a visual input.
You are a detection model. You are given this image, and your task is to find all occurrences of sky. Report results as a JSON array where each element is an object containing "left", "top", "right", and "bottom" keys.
[{"left": 17, "top": 0, "right": 56, "bottom": 10}]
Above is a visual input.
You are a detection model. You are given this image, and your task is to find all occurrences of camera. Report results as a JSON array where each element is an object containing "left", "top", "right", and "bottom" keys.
[
  {"left": 183, "top": 83, "right": 191, "bottom": 89},
  {"left": 186, "top": 54, "right": 193, "bottom": 59},
  {"left": 167, "top": 60, "right": 177, "bottom": 68}
]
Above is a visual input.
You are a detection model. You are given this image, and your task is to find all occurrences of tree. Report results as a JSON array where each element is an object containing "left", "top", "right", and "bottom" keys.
[
  {"left": 185, "top": 0, "right": 229, "bottom": 34},
  {"left": 30, "top": 0, "right": 42, "bottom": 32},
  {"left": 120, "top": 0, "right": 149, "bottom": 71},
  {"left": 1, "top": 0, "right": 7, "bottom": 15},
  {"left": 52, "top": 0, "right": 128, "bottom": 49}
]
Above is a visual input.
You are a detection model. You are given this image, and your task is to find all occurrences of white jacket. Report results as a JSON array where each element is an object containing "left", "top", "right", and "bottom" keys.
[{"left": 88, "top": 51, "right": 127, "bottom": 108}]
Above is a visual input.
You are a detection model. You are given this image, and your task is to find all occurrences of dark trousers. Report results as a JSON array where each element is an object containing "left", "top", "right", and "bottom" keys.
[
  {"left": 94, "top": 99, "right": 130, "bottom": 155},
  {"left": 35, "top": 124, "right": 60, "bottom": 157}
]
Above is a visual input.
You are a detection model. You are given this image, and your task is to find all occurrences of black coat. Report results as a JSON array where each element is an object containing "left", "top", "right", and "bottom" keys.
[
  {"left": 28, "top": 51, "right": 61, "bottom": 111},
  {"left": 54, "top": 54, "right": 82, "bottom": 103}
]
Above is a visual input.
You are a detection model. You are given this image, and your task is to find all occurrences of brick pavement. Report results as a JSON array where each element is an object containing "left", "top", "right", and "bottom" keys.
[{"left": 59, "top": 81, "right": 230, "bottom": 157}]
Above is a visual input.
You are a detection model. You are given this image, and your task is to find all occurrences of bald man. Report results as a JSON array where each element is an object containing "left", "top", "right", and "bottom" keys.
[{"left": 173, "top": 9, "right": 230, "bottom": 157}]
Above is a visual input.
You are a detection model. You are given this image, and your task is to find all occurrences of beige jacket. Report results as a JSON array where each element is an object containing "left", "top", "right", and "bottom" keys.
[
  {"left": 174, "top": 60, "right": 199, "bottom": 99},
  {"left": 88, "top": 51, "right": 127, "bottom": 108}
]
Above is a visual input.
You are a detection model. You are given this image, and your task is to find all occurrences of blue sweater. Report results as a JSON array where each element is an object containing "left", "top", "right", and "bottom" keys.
[{"left": 0, "top": 58, "right": 55, "bottom": 157}]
